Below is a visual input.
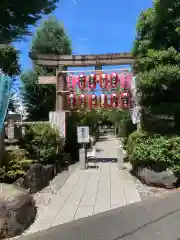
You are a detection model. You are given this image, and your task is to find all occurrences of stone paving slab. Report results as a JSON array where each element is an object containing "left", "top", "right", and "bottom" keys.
[
  {"left": 74, "top": 205, "right": 94, "bottom": 220},
  {"left": 24, "top": 135, "right": 141, "bottom": 236}
]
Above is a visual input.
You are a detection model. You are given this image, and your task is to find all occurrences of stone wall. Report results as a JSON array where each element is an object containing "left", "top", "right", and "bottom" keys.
[{"left": 15, "top": 154, "right": 71, "bottom": 194}]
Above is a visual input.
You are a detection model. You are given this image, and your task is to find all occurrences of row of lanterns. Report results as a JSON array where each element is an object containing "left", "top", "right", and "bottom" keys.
[
  {"left": 67, "top": 72, "right": 132, "bottom": 91},
  {"left": 68, "top": 92, "right": 131, "bottom": 109}
]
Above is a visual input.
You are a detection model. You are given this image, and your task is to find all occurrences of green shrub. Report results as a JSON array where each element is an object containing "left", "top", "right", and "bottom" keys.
[
  {"left": 0, "top": 146, "right": 33, "bottom": 183},
  {"left": 118, "top": 118, "right": 137, "bottom": 138},
  {"left": 126, "top": 130, "right": 148, "bottom": 155},
  {"left": 128, "top": 132, "right": 180, "bottom": 173},
  {"left": 21, "top": 123, "right": 63, "bottom": 164}
]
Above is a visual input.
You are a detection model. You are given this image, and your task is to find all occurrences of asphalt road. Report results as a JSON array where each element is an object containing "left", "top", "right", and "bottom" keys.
[{"left": 17, "top": 191, "right": 180, "bottom": 240}]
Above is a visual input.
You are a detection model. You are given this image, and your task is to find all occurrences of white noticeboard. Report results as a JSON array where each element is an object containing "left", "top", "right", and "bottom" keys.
[{"left": 77, "top": 126, "right": 90, "bottom": 143}]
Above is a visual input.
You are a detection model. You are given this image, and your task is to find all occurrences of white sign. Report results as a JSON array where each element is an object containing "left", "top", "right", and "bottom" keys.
[{"left": 77, "top": 126, "right": 89, "bottom": 143}]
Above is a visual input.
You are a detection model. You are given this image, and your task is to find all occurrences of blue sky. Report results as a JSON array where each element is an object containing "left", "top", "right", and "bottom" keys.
[{"left": 13, "top": 0, "right": 152, "bottom": 73}]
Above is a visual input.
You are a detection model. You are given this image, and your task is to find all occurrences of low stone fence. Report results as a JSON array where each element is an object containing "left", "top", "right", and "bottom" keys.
[
  {"left": 4, "top": 121, "right": 49, "bottom": 142},
  {"left": 14, "top": 153, "right": 71, "bottom": 194}
]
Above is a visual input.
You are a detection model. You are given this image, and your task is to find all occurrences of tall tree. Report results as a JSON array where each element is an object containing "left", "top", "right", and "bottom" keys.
[
  {"left": 0, "top": 0, "right": 58, "bottom": 77},
  {"left": 21, "top": 17, "right": 72, "bottom": 121},
  {"left": 133, "top": 0, "right": 180, "bottom": 132},
  {"left": 0, "top": 0, "right": 58, "bottom": 43},
  {"left": 32, "top": 17, "right": 72, "bottom": 54},
  {"left": 0, "top": 46, "right": 20, "bottom": 76}
]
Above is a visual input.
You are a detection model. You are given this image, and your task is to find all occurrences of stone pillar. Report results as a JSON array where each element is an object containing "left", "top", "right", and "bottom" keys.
[
  {"left": 79, "top": 147, "right": 86, "bottom": 170},
  {"left": 56, "top": 66, "right": 68, "bottom": 111},
  {"left": 117, "top": 145, "right": 124, "bottom": 170}
]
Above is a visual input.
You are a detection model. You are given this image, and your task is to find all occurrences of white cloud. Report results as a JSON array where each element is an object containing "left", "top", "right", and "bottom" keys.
[{"left": 79, "top": 37, "right": 89, "bottom": 41}]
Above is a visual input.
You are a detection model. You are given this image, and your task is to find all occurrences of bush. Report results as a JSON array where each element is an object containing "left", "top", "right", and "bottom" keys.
[
  {"left": 118, "top": 117, "right": 137, "bottom": 138},
  {"left": 126, "top": 130, "right": 148, "bottom": 154},
  {"left": 0, "top": 146, "right": 33, "bottom": 183},
  {"left": 127, "top": 132, "right": 180, "bottom": 173},
  {"left": 21, "top": 123, "right": 63, "bottom": 164}
]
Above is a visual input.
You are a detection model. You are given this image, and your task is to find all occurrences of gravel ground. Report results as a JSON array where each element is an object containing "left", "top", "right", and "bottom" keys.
[
  {"left": 132, "top": 176, "right": 176, "bottom": 200},
  {"left": 123, "top": 162, "right": 177, "bottom": 201}
]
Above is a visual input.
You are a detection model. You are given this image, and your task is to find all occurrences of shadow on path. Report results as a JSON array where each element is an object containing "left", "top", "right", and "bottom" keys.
[{"left": 88, "top": 158, "right": 117, "bottom": 163}]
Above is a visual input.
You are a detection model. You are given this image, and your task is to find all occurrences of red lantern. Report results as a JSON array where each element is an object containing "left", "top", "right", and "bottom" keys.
[
  {"left": 88, "top": 73, "right": 96, "bottom": 90},
  {"left": 89, "top": 94, "right": 97, "bottom": 109},
  {"left": 111, "top": 93, "right": 118, "bottom": 108},
  {"left": 100, "top": 73, "right": 108, "bottom": 89},
  {"left": 67, "top": 74, "right": 76, "bottom": 91},
  {"left": 79, "top": 94, "right": 86, "bottom": 108},
  {"left": 68, "top": 93, "right": 76, "bottom": 109},
  {"left": 100, "top": 93, "right": 107, "bottom": 108},
  {"left": 110, "top": 72, "right": 118, "bottom": 88},
  {"left": 120, "top": 72, "right": 132, "bottom": 90},
  {"left": 121, "top": 92, "right": 129, "bottom": 109},
  {"left": 78, "top": 74, "right": 86, "bottom": 90}
]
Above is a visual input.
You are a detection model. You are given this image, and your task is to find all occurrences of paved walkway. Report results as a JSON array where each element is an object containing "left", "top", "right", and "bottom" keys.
[{"left": 25, "top": 135, "right": 140, "bottom": 235}]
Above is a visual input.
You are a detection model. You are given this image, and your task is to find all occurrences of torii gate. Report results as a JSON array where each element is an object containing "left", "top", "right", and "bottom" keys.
[{"left": 29, "top": 52, "right": 134, "bottom": 112}]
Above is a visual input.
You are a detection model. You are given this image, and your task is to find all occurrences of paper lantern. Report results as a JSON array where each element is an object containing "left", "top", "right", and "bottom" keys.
[
  {"left": 100, "top": 93, "right": 107, "bottom": 108},
  {"left": 78, "top": 73, "right": 86, "bottom": 90},
  {"left": 110, "top": 93, "right": 118, "bottom": 108},
  {"left": 120, "top": 72, "right": 132, "bottom": 90},
  {"left": 89, "top": 93, "right": 97, "bottom": 109},
  {"left": 68, "top": 93, "right": 76, "bottom": 109},
  {"left": 110, "top": 72, "right": 118, "bottom": 88},
  {"left": 88, "top": 73, "right": 96, "bottom": 90},
  {"left": 100, "top": 73, "right": 108, "bottom": 89},
  {"left": 121, "top": 92, "right": 129, "bottom": 109},
  {"left": 79, "top": 94, "right": 86, "bottom": 108}
]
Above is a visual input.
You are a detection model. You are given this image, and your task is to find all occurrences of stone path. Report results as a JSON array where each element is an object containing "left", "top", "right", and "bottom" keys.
[{"left": 24, "top": 135, "right": 140, "bottom": 235}]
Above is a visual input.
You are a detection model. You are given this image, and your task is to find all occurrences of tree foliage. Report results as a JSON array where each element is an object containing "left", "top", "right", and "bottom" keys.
[
  {"left": 32, "top": 16, "right": 72, "bottom": 55},
  {"left": 21, "top": 17, "right": 72, "bottom": 121},
  {"left": 0, "top": 0, "right": 58, "bottom": 76},
  {"left": 133, "top": 0, "right": 180, "bottom": 132},
  {"left": 0, "top": 0, "right": 58, "bottom": 43},
  {"left": 0, "top": 46, "right": 20, "bottom": 75},
  {"left": 21, "top": 66, "right": 56, "bottom": 121}
]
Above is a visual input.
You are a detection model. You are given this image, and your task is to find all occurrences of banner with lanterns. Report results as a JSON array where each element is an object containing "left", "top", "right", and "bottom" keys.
[{"left": 67, "top": 71, "right": 134, "bottom": 110}]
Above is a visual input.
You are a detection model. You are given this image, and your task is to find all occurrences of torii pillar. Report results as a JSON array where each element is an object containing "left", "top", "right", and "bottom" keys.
[{"left": 56, "top": 67, "right": 69, "bottom": 112}]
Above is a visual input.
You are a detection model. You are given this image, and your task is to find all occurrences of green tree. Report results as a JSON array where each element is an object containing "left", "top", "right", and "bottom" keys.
[
  {"left": 78, "top": 110, "right": 102, "bottom": 134},
  {"left": 133, "top": 1, "right": 180, "bottom": 132},
  {"left": 21, "top": 67, "right": 56, "bottom": 121},
  {"left": 0, "top": 0, "right": 58, "bottom": 43},
  {"left": 0, "top": 46, "right": 20, "bottom": 76},
  {"left": 0, "top": 0, "right": 58, "bottom": 76},
  {"left": 32, "top": 17, "right": 72, "bottom": 54},
  {"left": 21, "top": 17, "right": 72, "bottom": 121}
]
